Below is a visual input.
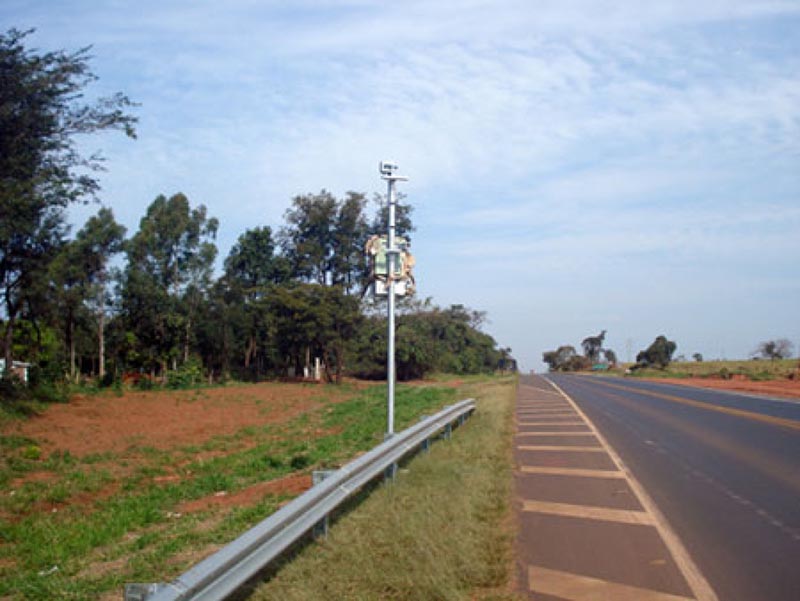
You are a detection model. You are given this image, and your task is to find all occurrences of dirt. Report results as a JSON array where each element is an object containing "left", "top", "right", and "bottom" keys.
[
  {"left": 1, "top": 382, "right": 330, "bottom": 458},
  {"left": 177, "top": 473, "right": 313, "bottom": 514},
  {"left": 644, "top": 377, "right": 800, "bottom": 400}
]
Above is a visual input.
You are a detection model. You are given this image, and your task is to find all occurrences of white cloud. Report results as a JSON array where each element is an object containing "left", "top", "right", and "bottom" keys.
[{"left": 5, "top": 0, "right": 800, "bottom": 368}]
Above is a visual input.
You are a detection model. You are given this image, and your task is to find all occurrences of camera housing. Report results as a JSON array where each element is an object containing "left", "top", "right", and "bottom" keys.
[{"left": 379, "top": 161, "right": 399, "bottom": 176}]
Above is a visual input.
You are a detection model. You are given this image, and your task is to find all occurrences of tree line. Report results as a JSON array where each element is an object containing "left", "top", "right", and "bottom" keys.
[
  {"left": 543, "top": 331, "right": 681, "bottom": 372},
  {"left": 1, "top": 29, "right": 513, "bottom": 393}
]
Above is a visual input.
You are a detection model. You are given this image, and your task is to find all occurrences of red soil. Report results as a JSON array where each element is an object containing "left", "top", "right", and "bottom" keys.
[
  {"left": 644, "top": 377, "right": 800, "bottom": 400},
  {"left": 2, "top": 383, "right": 327, "bottom": 458},
  {"left": 177, "top": 473, "right": 313, "bottom": 514}
]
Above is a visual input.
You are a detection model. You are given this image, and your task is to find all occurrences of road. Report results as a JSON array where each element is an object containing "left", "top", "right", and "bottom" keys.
[{"left": 546, "top": 374, "right": 800, "bottom": 601}]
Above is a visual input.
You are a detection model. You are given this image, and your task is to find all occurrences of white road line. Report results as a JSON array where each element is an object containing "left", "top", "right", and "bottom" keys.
[
  {"left": 528, "top": 566, "right": 695, "bottom": 601},
  {"left": 517, "top": 445, "right": 604, "bottom": 452},
  {"left": 515, "top": 421, "right": 586, "bottom": 426},
  {"left": 519, "top": 466, "right": 624, "bottom": 479},
  {"left": 544, "top": 378, "right": 719, "bottom": 601},
  {"left": 522, "top": 500, "right": 653, "bottom": 525},
  {"left": 516, "top": 430, "right": 596, "bottom": 435}
]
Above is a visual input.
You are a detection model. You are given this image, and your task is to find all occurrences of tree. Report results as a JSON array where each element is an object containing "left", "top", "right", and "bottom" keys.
[
  {"left": 603, "top": 349, "right": 618, "bottom": 366},
  {"left": 74, "top": 208, "right": 126, "bottom": 379},
  {"left": 693, "top": 352, "right": 704, "bottom": 362},
  {"left": 543, "top": 346, "right": 577, "bottom": 371},
  {"left": 755, "top": 339, "right": 793, "bottom": 361},
  {"left": 267, "top": 284, "right": 362, "bottom": 383},
  {"left": 370, "top": 192, "right": 415, "bottom": 241},
  {"left": 581, "top": 330, "right": 606, "bottom": 363},
  {"left": 1, "top": 28, "right": 136, "bottom": 372},
  {"left": 279, "top": 190, "right": 372, "bottom": 293},
  {"left": 223, "top": 226, "right": 289, "bottom": 372},
  {"left": 636, "top": 335, "right": 677, "bottom": 369},
  {"left": 122, "top": 193, "right": 217, "bottom": 375},
  {"left": 280, "top": 190, "right": 338, "bottom": 286}
]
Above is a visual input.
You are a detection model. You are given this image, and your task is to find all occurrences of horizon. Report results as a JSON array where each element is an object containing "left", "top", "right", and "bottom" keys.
[{"left": 3, "top": 1, "right": 798, "bottom": 370}]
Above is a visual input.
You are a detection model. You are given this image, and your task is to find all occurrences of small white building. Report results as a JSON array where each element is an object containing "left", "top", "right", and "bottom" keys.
[{"left": 0, "top": 359, "right": 31, "bottom": 383}]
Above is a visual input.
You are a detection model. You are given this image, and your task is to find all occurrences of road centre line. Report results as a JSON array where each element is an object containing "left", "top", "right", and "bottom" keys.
[
  {"left": 545, "top": 378, "right": 719, "bottom": 601},
  {"left": 528, "top": 566, "right": 695, "bottom": 601},
  {"left": 522, "top": 499, "right": 653, "bottom": 525},
  {"left": 518, "top": 445, "right": 604, "bottom": 452},
  {"left": 589, "top": 378, "right": 800, "bottom": 432},
  {"left": 519, "top": 466, "right": 624, "bottom": 479}
]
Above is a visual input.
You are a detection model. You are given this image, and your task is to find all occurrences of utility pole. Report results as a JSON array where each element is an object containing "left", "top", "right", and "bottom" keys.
[{"left": 379, "top": 161, "right": 408, "bottom": 438}]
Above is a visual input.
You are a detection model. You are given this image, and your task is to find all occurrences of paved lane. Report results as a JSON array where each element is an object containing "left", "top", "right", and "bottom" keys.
[
  {"left": 514, "top": 376, "right": 716, "bottom": 601},
  {"left": 547, "top": 375, "right": 800, "bottom": 601}
]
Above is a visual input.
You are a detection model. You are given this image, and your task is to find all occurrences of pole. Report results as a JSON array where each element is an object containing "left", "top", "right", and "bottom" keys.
[
  {"left": 379, "top": 161, "right": 407, "bottom": 440},
  {"left": 386, "top": 176, "right": 397, "bottom": 437}
]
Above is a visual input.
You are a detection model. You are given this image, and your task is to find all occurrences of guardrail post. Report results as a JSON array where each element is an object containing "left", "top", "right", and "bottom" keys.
[
  {"left": 124, "top": 583, "right": 166, "bottom": 601},
  {"left": 384, "top": 461, "right": 397, "bottom": 483},
  {"left": 444, "top": 423, "right": 452, "bottom": 440},
  {"left": 421, "top": 438, "right": 431, "bottom": 453},
  {"left": 312, "top": 470, "right": 336, "bottom": 539}
]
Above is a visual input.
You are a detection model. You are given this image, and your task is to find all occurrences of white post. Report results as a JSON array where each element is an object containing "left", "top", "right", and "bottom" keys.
[
  {"left": 387, "top": 176, "right": 397, "bottom": 437},
  {"left": 379, "top": 161, "right": 408, "bottom": 438}
]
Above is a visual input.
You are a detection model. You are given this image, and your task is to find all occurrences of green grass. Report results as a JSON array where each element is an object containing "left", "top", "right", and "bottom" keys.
[
  {"left": 250, "top": 374, "right": 522, "bottom": 601},
  {"left": 0, "top": 380, "right": 468, "bottom": 600},
  {"left": 619, "top": 358, "right": 798, "bottom": 381}
]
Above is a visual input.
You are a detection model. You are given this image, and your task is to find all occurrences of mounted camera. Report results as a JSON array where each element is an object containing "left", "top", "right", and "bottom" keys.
[{"left": 379, "top": 161, "right": 399, "bottom": 176}]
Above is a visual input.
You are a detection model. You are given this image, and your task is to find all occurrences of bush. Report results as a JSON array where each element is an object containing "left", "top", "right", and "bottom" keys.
[{"left": 166, "top": 357, "right": 203, "bottom": 389}]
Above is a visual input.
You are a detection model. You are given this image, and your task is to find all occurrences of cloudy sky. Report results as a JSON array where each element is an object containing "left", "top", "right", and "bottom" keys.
[{"left": 4, "top": 0, "right": 799, "bottom": 369}]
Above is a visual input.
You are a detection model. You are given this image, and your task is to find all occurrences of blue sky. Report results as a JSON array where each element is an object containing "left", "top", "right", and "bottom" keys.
[{"left": 3, "top": 1, "right": 799, "bottom": 369}]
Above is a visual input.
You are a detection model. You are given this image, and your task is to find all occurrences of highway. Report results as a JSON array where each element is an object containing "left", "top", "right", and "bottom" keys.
[{"left": 545, "top": 374, "right": 800, "bottom": 601}]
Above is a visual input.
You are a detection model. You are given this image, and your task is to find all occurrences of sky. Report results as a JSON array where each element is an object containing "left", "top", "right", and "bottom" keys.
[{"left": 3, "top": 0, "right": 799, "bottom": 370}]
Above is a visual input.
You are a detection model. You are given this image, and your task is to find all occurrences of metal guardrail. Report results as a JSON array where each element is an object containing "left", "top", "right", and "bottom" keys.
[{"left": 125, "top": 399, "right": 476, "bottom": 601}]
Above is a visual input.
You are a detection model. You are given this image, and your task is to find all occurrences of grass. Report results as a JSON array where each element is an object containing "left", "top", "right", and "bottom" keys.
[
  {"left": 619, "top": 358, "right": 798, "bottom": 381},
  {"left": 250, "top": 374, "right": 522, "bottom": 601},
  {"left": 0, "top": 379, "right": 482, "bottom": 600}
]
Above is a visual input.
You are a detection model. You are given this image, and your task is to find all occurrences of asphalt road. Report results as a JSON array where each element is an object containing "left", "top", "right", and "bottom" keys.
[{"left": 546, "top": 375, "right": 800, "bottom": 601}]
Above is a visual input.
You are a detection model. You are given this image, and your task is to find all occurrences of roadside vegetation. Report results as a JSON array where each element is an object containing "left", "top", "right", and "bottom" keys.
[
  {"left": 542, "top": 329, "right": 797, "bottom": 383},
  {"left": 620, "top": 358, "right": 798, "bottom": 381},
  {"left": 1, "top": 28, "right": 514, "bottom": 408},
  {"left": 0, "top": 377, "right": 514, "bottom": 600},
  {"left": 251, "top": 374, "right": 521, "bottom": 601}
]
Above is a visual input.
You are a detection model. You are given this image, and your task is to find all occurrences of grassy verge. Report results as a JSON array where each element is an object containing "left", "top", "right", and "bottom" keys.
[
  {"left": 617, "top": 359, "right": 798, "bottom": 381},
  {"left": 250, "top": 374, "right": 522, "bottom": 601},
  {"left": 0, "top": 381, "right": 464, "bottom": 600}
]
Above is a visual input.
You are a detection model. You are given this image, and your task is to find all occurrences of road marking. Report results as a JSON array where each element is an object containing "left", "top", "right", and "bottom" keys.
[
  {"left": 528, "top": 566, "right": 695, "bottom": 601},
  {"left": 591, "top": 379, "right": 800, "bottom": 432},
  {"left": 522, "top": 500, "right": 653, "bottom": 525},
  {"left": 517, "top": 411, "right": 578, "bottom": 419},
  {"left": 518, "top": 445, "right": 604, "bottom": 452},
  {"left": 519, "top": 466, "right": 624, "bottom": 479},
  {"left": 520, "top": 388, "right": 563, "bottom": 397},
  {"left": 546, "top": 378, "right": 719, "bottom": 601},
  {"left": 516, "top": 421, "right": 586, "bottom": 426},
  {"left": 517, "top": 430, "right": 596, "bottom": 435}
]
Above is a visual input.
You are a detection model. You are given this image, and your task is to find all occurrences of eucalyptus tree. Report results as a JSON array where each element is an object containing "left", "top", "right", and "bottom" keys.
[
  {"left": 0, "top": 28, "right": 136, "bottom": 371},
  {"left": 223, "top": 226, "right": 290, "bottom": 373},
  {"left": 74, "top": 208, "right": 125, "bottom": 379},
  {"left": 280, "top": 191, "right": 372, "bottom": 294},
  {"left": 122, "top": 193, "right": 217, "bottom": 375}
]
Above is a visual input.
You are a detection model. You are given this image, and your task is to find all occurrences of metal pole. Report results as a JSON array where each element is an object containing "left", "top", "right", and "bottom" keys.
[
  {"left": 379, "top": 161, "right": 407, "bottom": 440},
  {"left": 386, "top": 176, "right": 396, "bottom": 437}
]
